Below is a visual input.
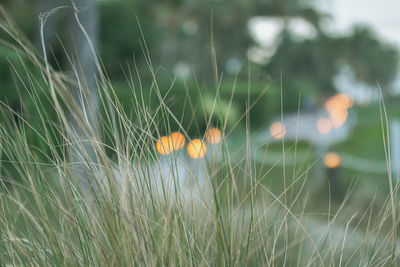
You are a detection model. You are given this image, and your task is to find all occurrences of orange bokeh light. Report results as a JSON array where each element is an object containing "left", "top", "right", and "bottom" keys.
[
  {"left": 156, "top": 136, "right": 173, "bottom": 155},
  {"left": 330, "top": 109, "right": 348, "bottom": 128},
  {"left": 324, "top": 152, "right": 341, "bottom": 168},
  {"left": 317, "top": 118, "right": 332, "bottom": 135},
  {"left": 336, "top": 93, "right": 353, "bottom": 108},
  {"left": 205, "top": 127, "right": 222, "bottom": 144},
  {"left": 324, "top": 93, "right": 352, "bottom": 128},
  {"left": 325, "top": 94, "right": 353, "bottom": 112},
  {"left": 170, "top": 132, "right": 185, "bottom": 150},
  {"left": 270, "top": 122, "right": 286, "bottom": 139},
  {"left": 187, "top": 139, "right": 207, "bottom": 159}
]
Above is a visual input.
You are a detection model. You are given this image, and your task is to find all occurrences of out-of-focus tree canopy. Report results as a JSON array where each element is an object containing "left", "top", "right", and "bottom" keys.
[{"left": 0, "top": 0, "right": 398, "bottom": 130}]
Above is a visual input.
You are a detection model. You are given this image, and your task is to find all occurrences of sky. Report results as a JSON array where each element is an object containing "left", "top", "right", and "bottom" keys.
[
  {"left": 319, "top": 0, "right": 400, "bottom": 93},
  {"left": 248, "top": 0, "right": 400, "bottom": 98},
  {"left": 249, "top": 0, "right": 400, "bottom": 50},
  {"left": 318, "top": 0, "right": 400, "bottom": 48}
]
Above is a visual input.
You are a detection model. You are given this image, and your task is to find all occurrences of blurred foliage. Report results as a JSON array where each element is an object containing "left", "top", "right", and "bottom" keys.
[
  {"left": 0, "top": 0, "right": 399, "bottom": 202},
  {"left": 267, "top": 27, "right": 399, "bottom": 99},
  {"left": 0, "top": 0, "right": 398, "bottom": 130}
]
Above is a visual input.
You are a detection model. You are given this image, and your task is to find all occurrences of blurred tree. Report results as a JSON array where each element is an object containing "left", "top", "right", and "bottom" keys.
[
  {"left": 139, "top": 0, "right": 326, "bottom": 80},
  {"left": 265, "top": 26, "right": 399, "bottom": 105},
  {"left": 0, "top": 0, "right": 399, "bottom": 130},
  {"left": 342, "top": 26, "right": 399, "bottom": 86},
  {"left": 98, "top": 0, "right": 153, "bottom": 77},
  {"left": 95, "top": 0, "right": 399, "bottom": 128}
]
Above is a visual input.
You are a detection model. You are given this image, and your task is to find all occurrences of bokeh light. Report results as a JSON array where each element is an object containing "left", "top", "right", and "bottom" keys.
[
  {"left": 187, "top": 139, "right": 207, "bottom": 159},
  {"left": 205, "top": 127, "right": 222, "bottom": 144},
  {"left": 317, "top": 118, "right": 333, "bottom": 134},
  {"left": 325, "top": 94, "right": 353, "bottom": 111},
  {"left": 156, "top": 136, "right": 173, "bottom": 155},
  {"left": 170, "top": 132, "right": 186, "bottom": 150},
  {"left": 324, "top": 152, "right": 341, "bottom": 168},
  {"left": 329, "top": 109, "right": 348, "bottom": 128},
  {"left": 270, "top": 122, "right": 286, "bottom": 139},
  {"left": 342, "top": 94, "right": 354, "bottom": 108},
  {"left": 324, "top": 93, "right": 353, "bottom": 128}
]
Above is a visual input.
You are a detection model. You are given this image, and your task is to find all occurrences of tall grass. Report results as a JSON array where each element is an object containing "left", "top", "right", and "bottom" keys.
[{"left": 0, "top": 7, "right": 399, "bottom": 266}]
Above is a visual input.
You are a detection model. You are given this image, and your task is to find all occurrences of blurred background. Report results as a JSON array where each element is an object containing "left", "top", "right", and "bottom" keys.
[{"left": 1, "top": 0, "right": 400, "bottom": 205}]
